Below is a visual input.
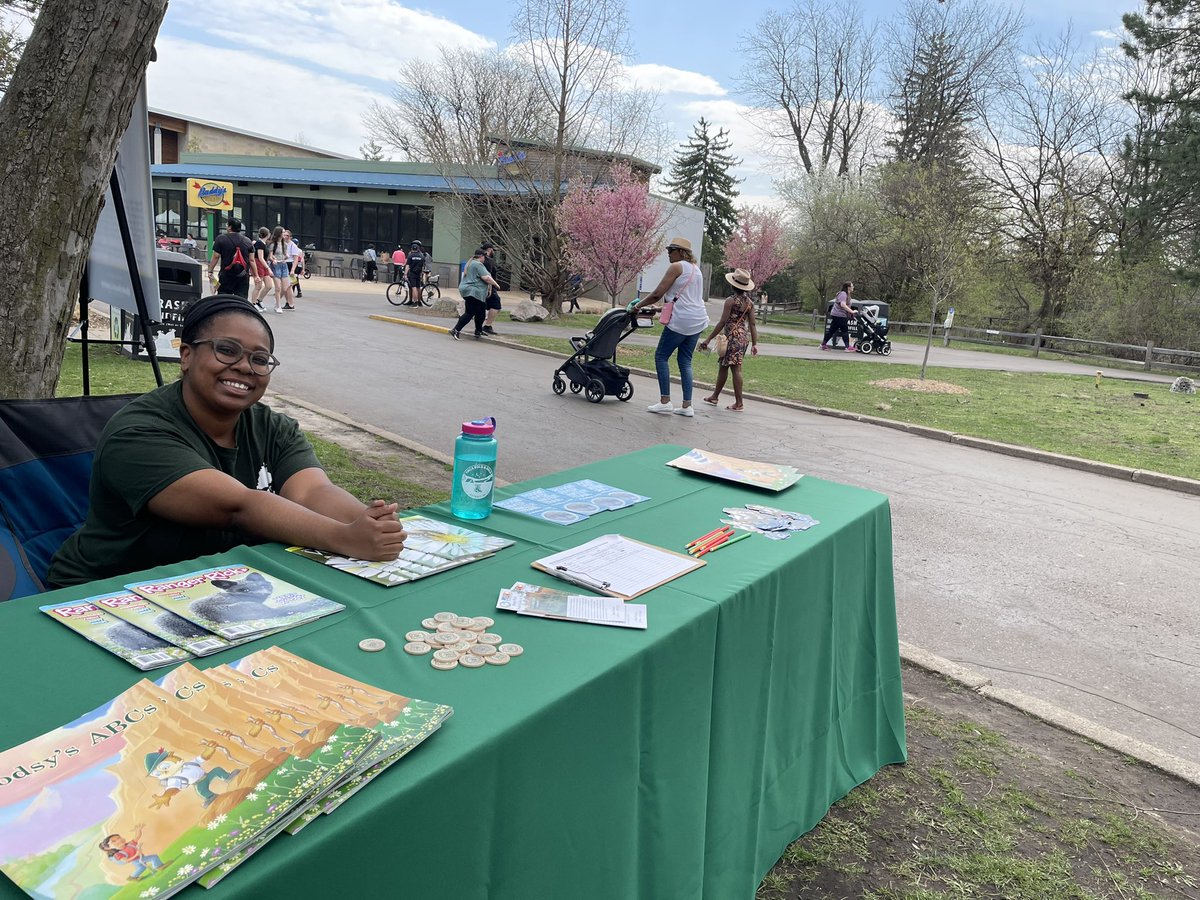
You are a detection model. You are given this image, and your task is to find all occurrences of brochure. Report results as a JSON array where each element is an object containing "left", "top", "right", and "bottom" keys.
[
  {"left": 495, "top": 480, "right": 649, "bottom": 526},
  {"left": 497, "top": 582, "right": 648, "bottom": 629},
  {"left": 288, "top": 515, "right": 514, "bottom": 587},
  {"left": 88, "top": 591, "right": 231, "bottom": 656},
  {"left": 40, "top": 597, "right": 194, "bottom": 670},
  {"left": 127, "top": 564, "right": 344, "bottom": 639},
  {"left": 666, "top": 448, "right": 802, "bottom": 492}
]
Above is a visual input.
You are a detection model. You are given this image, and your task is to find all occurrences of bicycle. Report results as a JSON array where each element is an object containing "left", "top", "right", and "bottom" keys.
[{"left": 386, "top": 270, "right": 440, "bottom": 306}]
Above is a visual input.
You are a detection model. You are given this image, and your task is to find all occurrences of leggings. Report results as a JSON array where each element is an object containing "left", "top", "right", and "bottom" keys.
[
  {"left": 655, "top": 327, "right": 701, "bottom": 402},
  {"left": 826, "top": 316, "right": 850, "bottom": 347},
  {"left": 453, "top": 296, "right": 487, "bottom": 335}
]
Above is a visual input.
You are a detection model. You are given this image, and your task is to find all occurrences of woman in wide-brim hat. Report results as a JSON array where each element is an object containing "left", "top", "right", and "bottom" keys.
[{"left": 699, "top": 268, "right": 759, "bottom": 410}]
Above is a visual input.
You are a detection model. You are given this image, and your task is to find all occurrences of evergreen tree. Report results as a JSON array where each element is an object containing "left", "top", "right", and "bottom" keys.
[
  {"left": 890, "top": 34, "right": 972, "bottom": 169},
  {"left": 663, "top": 118, "right": 741, "bottom": 267},
  {"left": 359, "top": 138, "right": 386, "bottom": 161},
  {"left": 1121, "top": 0, "right": 1200, "bottom": 269}
]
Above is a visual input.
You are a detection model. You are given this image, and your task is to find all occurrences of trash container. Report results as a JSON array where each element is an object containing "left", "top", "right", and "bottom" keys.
[{"left": 130, "top": 249, "right": 202, "bottom": 362}]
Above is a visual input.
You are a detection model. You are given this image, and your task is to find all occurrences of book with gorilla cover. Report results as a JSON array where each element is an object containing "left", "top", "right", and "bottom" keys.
[{"left": 126, "top": 565, "right": 343, "bottom": 640}]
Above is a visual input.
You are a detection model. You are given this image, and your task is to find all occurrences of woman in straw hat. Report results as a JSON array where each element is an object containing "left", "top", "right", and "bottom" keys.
[
  {"left": 628, "top": 236, "right": 709, "bottom": 417},
  {"left": 699, "top": 269, "right": 759, "bottom": 410}
]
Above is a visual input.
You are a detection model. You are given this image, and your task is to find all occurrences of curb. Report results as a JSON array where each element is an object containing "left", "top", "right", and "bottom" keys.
[
  {"left": 899, "top": 642, "right": 1200, "bottom": 788},
  {"left": 272, "top": 377, "right": 1200, "bottom": 790},
  {"left": 373, "top": 317, "right": 1200, "bottom": 497},
  {"left": 267, "top": 391, "right": 512, "bottom": 488}
]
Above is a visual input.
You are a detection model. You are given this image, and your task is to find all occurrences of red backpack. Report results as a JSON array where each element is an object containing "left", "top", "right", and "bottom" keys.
[{"left": 223, "top": 242, "right": 248, "bottom": 278}]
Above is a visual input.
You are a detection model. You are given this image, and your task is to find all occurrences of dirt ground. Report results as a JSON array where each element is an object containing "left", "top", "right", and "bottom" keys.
[
  {"left": 281, "top": 401, "right": 1200, "bottom": 899},
  {"left": 761, "top": 664, "right": 1200, "bottom": 899}
]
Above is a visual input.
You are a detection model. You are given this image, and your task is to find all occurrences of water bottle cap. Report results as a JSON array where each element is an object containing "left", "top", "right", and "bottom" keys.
[{"left": 461, "top": 417, "right": 496, "bottom": 436}]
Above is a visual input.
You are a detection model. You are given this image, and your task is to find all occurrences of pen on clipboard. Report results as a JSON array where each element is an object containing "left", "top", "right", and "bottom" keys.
[{"left": 553, "top": 565, "right": 611, "bottom": 593}]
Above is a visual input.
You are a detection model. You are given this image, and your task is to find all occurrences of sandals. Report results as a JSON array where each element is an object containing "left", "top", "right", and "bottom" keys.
[
  {"left": 702, "top": 396, "right": 719, "bottom": 406},
  {"left": 725, "top": 404, "right": 744, "bottom": 411}
]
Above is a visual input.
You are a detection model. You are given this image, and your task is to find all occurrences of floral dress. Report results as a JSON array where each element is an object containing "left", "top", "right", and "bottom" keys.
[{"left": 719, "top": 294, "right": 753, "bottom": 366}]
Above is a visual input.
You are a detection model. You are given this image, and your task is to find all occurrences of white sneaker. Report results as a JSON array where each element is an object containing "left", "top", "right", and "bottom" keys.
[
  {"left": 646, "top": 401, "right": 674, "bottom": 414},
  {"left": 673, "top": 406, "right": 695, "bottom": 417}
]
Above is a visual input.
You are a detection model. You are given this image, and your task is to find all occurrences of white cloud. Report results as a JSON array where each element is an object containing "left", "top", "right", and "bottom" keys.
[
  {"left": 148, "top": 36, "right": 372, "bottom": 155},
  {"left": 622, "top": 63, "right": 727, "bottom": 96},
  {"left": 163, "top": 0, "right": 490, "bottom": 85},
  {"left": 1091, "top": 29, "right": 1118, "bottom": 40}
]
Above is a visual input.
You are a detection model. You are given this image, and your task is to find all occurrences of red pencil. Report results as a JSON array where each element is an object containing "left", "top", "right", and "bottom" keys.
[
  {"left": 690, "top": 530, "right": 733, "bottom": 556},
  {"left": 695, "top": 533, "right": 733, "bottom": 556},
  {"left": 686, "top": 525, "right": 732, "bottom": 550}
]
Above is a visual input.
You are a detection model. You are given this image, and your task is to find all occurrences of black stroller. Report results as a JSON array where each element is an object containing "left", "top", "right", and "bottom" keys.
[
  {"left": 552, "top": 308, "right": 647, "bottom": 403},
  {"left": 853, "top": 302, "right": 892, "bottom": 355}
]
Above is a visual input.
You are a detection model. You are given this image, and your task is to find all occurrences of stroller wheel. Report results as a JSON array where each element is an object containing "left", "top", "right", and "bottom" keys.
[
  {"left": 585, "top": 377, "right": 605, "bottom": 403},
  {"left": 881, "top": 342, "right": 892, "bottom": 356},
  {"left": 552, "top": 374, "right": 566, "bottom": 395},
  {"left": 570, "top": 381, "right": 583, "bottom": 394},
  {"left": 616, "top": 381, "right": 633, "bottom": 401},
  {"left": 858, "top": 341, "right": 873, "bottom": 354}
]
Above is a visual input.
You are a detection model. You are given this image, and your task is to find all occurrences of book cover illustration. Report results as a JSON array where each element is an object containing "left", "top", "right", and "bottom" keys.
[
  {"left": 495, "top": 479, "right": 649, "bottom": 526},
  {"left": 288, "top": 515, "right": 513, "bottom": 587},
  {"left": 155, "top": 662, "right": 382, "bottom": 887},
  {"left": 40, "top": 597, "right": 194, "bottom": 670},
  {"left": 666, "top": 448, "right": 802, "bottom": 492},
  {"left": 126, "top": 565, "right": 344, "bottom": 639},
  {"left": 88, "top": 591, "right": 231, "bottom": 656},
  {"left": 231, "top": 647, "right": 452, "bottom": 828},
  {"left": 0, "top": 677, "right": 325, "bottom": 900}
]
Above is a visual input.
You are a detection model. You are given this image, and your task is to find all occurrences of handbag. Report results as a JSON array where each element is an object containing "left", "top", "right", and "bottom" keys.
[
  {"left": 714, "top": 333, "right": 729, "bottom": 357},
  {"left": 659, "top": 262, "right": 699, "bottom": 326}
]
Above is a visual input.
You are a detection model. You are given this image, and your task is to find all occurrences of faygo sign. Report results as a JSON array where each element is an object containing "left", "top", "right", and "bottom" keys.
[{"left": 186, "top": 178, "right": 234, "bottom": 210}]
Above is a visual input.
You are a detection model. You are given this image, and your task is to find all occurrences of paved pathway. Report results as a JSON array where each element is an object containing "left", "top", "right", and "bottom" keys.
[{"left": 267, "top": 280, "right": 1200, "bottom": 767}]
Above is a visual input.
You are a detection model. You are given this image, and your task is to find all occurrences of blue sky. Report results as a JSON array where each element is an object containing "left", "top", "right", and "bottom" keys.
[{"left": 146, "top": 0, "right": 1139, "bottom": 204}]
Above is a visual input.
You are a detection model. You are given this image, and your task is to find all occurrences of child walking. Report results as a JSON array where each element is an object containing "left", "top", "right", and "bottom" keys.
[{"left": 700, "top": 269, "right": 759, "bottom": 411}]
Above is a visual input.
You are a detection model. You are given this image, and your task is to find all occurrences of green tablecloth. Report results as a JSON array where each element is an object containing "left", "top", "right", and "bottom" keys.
[{"left": 0, "top": 444, "right": 905, "bottom": 899}]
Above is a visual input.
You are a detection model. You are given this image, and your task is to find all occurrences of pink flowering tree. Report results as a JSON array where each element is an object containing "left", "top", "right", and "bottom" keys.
[
  {"left": 722, "top": 206, "right": 791, "bottom": 290},
  {"left": 557, "top": 164, "right": 666, "bottom": 308}
]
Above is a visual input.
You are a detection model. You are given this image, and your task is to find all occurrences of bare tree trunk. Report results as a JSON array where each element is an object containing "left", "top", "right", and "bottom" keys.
[
  {"left": 920, "top": 292, "right": 937, "bottom": 381},
  {"left": 0, "top": 0, "right": 167, "bottom": 399}
]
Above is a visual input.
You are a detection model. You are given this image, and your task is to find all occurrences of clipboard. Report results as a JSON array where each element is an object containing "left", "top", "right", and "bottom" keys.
[{"left": 531, "top": 534, "right": 705, "bottom": 600}]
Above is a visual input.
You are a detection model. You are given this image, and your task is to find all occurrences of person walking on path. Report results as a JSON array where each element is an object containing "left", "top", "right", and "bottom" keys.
[
  {"left": 628, "top": 237, "right": 709, "bottom": 418},
  {"left": 250, "top": 227, "right": 273, "bottom": 310},
  {"left": 208, "top": 218, "right": 255, "bottom": 300},
  {"left": 700, "top": 268, "right": 759, "bottom": 411},
  {"left": 283, "top": 230, "right": 302, "bottom": 308},
  {"left": 266, "top": 226, "right": 290, "bottom": 314},
  {"left": 450, "top": 247, "right": 501, "bottom": 340},
  {"left": 821, "top": 281, "right": 857, "bottom": 351},
  {"left": 362, "top": 244, "right": 378, "bottom": 282},
  {"left": 481, "top": 241, "right": 502, "bottom": 335}
]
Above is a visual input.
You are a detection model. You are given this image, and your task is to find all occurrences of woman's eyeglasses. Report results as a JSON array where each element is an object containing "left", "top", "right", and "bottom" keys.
[{"left": 190, "top": 338, "right": 280, "bottom": 375}]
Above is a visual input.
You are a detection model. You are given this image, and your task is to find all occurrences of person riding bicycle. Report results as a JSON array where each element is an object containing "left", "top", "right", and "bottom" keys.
[{"left": 406, "top": 240, "right": 426, "bottom": 305}]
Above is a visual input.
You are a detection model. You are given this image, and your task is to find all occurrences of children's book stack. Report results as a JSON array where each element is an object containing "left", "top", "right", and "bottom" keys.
[
  {"left": 0, "top": 647, "right": 451, "bottom": 898},
  {"left": 42, "top": 565, "right": 346, "bottom": 670}
]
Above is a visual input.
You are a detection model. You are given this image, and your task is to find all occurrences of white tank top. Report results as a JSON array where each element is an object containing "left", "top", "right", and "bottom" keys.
[{"left": 664, "top": 261, "right": 708, "bottom": 336}]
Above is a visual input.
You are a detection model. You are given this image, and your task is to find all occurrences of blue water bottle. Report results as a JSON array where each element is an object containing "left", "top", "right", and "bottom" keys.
[{"left": 451, "top": 417, "right": 498, "bottom": 520}]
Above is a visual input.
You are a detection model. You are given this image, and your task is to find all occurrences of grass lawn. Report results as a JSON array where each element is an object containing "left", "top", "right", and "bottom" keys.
[
  {"left": 56, "top": 344, "right": 179, "bottom": 396},
  {"left": 511, "top": 335, "right": 1200, "bottom": 480}
]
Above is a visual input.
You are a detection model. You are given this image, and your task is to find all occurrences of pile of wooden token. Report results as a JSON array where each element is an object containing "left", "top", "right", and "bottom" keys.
[{"left": 403, "top": 611, "right": 524, "bottom": 670}]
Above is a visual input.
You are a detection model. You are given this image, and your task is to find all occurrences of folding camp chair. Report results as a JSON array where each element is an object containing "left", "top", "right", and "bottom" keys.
[{"left": 0, "top": 394, "right": 136, "bottom": 600}]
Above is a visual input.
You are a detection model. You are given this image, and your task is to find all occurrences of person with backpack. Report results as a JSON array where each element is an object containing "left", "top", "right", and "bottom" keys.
[
  {"left": 207, "top": 218, "right": 255, "bottom": 299},
  {"left": 362, "top": 244, "right": 378, "bottom": 282},
  {"left": 250, "top": 227, "right": 273, "bottom": 310}
]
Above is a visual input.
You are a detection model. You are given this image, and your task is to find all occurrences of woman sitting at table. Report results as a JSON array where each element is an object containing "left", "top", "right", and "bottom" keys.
[{"left": 48, "top": 295, "right": 407, "bottom": 587}]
